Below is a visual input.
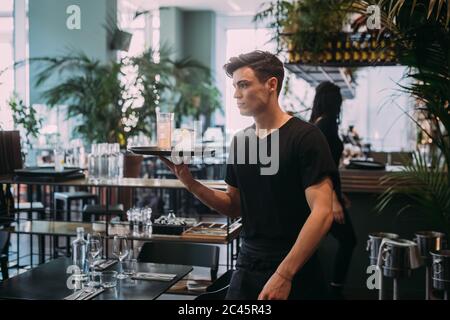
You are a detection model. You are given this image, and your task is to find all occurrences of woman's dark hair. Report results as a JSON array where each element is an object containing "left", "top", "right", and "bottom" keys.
[
  {"left": 309, "top": 81, "right": 343, "bottom": 124},
  {"left": 223, "top": 50, "right": 284, "bottom": 96}
]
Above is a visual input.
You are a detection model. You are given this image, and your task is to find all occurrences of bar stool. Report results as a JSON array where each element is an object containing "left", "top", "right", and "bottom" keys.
[
  {"left": 414, "top": 231, "right": 447, "bottom": 300},
  {"left": 377, "top": 238, "right": 423, "bottom": 300},
  {"left": 366, "top": 232, "right": 399, "bottom": 300},
  {"left": 15, "top": 202, "right": 45, "bottom": 220},
  {"left": 54, "top": 191, "right": 98, "bottom": 221},
  {"left": 53, "top": 191, "right": 98, "bottom": 258},
  {"left": 430, "top": 249, "right": 450, "bottom": 300}
]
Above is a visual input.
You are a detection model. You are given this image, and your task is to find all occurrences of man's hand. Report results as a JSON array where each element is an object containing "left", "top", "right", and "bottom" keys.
[
  {"left": 258, "top": 272, "right": 292, "bottom": 300},
  {"left": 332, "top": 198, "right": 345, "bottom": 224},
  {"left": 158, "top": 156, "right": 195, "bottom": 190}
]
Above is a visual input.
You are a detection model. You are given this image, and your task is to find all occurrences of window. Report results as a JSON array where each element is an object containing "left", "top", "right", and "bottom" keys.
[
  {"left": 0, "top": 0, "right": 13, "bottom": 12},
  {"left": 0, "top": 1, "right": 14, "bottom": 129},
  {"left": 341, "top": 67, "right": 415, "bottom": 151}
]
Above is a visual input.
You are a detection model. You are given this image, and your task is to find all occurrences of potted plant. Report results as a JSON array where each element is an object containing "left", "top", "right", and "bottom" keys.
[
  {"left": 33, "top": 52, "right": 163, "bottom": 148},
  {"left": 8, "top": 94, "right": 43, "bottom": 164},
  {"left": 367, "top": 0, "right": 450, "bottom": 235},
  {"left": 171, "top": 57, "right": 223, "bottom": 128},
  {"left": 32, "top": 46, "right": 223, "bottom": 159}
]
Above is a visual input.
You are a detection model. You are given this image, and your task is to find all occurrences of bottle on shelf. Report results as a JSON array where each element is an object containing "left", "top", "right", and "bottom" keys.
[
  {"left": 303, "top": 50, "right": 312, "bottom": 64},
  {"left": 379, "top": 39, "right": 387, "bottom": 62},
  {"left": 288, "top": 41, "right": 296, "bottom": 63},
  {"left": 360, "top": 37, "right": 369, "bottom": 63},
  {"left": 387, "top": 40, "right": 396, "bottom": 62},
  {"left": 344, "top": 35, "right": 351, "bottom": 63},
  {"left": 324, "top": 41, "right": 334, "bottom": 63},
  {"left": 353, "top": 40, "right": 361, "bottom": 62},
  {"left": 370, "top": 37, "right": 378, "bottom": 62},
  {"left": 335, "top": 39, "right": 343, "bottom": 62}
]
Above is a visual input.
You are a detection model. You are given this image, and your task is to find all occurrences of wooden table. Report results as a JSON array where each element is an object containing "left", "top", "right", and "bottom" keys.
[{"left": 0, "top": 257, "right": 192, "bottom": 300}]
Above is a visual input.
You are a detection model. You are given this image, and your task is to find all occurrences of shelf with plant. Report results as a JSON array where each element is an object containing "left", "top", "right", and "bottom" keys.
[{"left": 254, "top": 0, "right": 398, "bottom": 67}]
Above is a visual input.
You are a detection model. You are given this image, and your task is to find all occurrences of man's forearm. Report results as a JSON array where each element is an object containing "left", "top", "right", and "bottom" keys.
[
  {"left": 186, "top": 179, "right": 240, "bottom": 218},
  {"left": 276, "top": 208, "right": 333, "bottom": 279}
]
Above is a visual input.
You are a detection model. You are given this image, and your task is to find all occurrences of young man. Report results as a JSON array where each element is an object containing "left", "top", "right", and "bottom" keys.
[{"left": 160, "top": 51, "right": 338, "bottom": 300}]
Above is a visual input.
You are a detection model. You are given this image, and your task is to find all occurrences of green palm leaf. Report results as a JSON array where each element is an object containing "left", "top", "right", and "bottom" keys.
[{"left": 376, "top": 151, "right": 450, "bottom": 234}]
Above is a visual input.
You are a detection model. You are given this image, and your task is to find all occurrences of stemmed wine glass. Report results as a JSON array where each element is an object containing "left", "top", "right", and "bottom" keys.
[{"left": 112, "top": 236, "right": 129, "bottom": 279}]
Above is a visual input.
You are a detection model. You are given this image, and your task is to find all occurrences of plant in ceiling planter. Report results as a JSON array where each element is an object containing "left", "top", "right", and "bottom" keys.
[
  {"left": 105, "top": 16, "right": 133, "bottom": 52},
  {"left": 254, "top": 0, "right": 356, "bottom": 62}
]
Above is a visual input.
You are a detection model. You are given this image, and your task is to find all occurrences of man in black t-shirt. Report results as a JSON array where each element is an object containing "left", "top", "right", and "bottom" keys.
[{"left": 160, "top": 51, "right": 338, "bottom": 300}]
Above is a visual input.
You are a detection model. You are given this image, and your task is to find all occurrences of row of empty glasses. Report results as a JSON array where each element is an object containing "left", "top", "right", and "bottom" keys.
[
  {"left": 126, "top": 207, "right": 153, "bottom": 236},
  {"left": 88, "top": 143, "right": 123, "bottom": 184},
  {"left": 367, "top": 230, "right": 449, "bottom": 300}
]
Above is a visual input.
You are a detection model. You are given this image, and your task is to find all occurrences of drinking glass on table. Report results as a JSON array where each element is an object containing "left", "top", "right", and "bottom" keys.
[
  {"left": 86, "top": 236, "right": 102, "bottom": 287},
  {"left": 112, "top": 236, "right": 129, "bottom": 279}
]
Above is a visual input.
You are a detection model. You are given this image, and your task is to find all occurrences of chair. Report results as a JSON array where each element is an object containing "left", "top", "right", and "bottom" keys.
[
  {"left": 0, "top": 131, "right": 23, "bottom": 175},
  {"left": 54, "top": 191, "right": 98, "bottom": 221},
  {"left": 137, "top": 242, "right": 220, "bottom": 282},
  {"left": 195, "top": 269, "right": 234, "bottom": 300},
  {"left": 0, "top": 231, "right": 10, "bottom": 280}
]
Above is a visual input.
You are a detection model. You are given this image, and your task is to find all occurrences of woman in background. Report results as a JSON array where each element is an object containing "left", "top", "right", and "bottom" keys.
[{"left": 310, "top": 81, "right": 357, "bottom": 299}]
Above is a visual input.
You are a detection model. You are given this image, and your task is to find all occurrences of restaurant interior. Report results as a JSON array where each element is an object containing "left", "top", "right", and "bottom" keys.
[{"left": 0, "top": 0, "right": 449, "bottom": 301}]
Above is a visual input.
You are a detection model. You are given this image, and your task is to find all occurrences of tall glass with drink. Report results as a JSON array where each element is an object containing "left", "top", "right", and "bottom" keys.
[{"left": 156, "top": 112, "right": 174, "bottom": 150}]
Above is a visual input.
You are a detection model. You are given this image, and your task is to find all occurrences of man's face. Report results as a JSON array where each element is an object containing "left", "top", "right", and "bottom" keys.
[{"left": 232, "top": 67, "right": 274, "bottom": 117}]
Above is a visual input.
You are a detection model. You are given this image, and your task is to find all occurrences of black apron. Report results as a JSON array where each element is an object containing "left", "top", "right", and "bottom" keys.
[{"left": 226, "top": 239, "right": 329, "bottom": 300}]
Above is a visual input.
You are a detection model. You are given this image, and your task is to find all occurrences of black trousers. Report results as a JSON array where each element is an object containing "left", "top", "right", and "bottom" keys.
[
  {"left": 226, "top": 241, "right": 328, "bottom": 300},
  {"left": 328, "top": 207, "right": 357, "bottom": 285}
]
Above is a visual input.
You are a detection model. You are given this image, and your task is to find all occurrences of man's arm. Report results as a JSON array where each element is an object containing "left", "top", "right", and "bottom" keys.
[
  {"left": 159, "top": 156, "right": 241, "bottom": 219},
  {"left": 258, "top": 177, "right": 334, "bottom": 300}
]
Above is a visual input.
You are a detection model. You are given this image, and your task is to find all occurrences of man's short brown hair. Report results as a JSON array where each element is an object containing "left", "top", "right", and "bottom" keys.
[{"left": 223, "top": 50, "right": 285, "bottom": 96}]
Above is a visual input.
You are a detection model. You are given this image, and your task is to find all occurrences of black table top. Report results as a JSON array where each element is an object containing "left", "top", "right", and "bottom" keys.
[{"left": 0, "top": 257, "right": 192, "bottom": 300}]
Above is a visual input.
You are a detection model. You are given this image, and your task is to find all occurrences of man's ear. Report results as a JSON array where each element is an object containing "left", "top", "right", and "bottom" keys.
[{"left": 266, "top": 77, "right": 278, "bottom": 93}]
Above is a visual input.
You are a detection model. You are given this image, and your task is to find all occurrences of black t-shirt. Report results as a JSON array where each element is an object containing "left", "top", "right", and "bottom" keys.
[
  {"left": 225, "top": 117, "right": 338, "bottom": 250},
  {"left": 315, "top": 116, "right": 344, "bottom": 197}
]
